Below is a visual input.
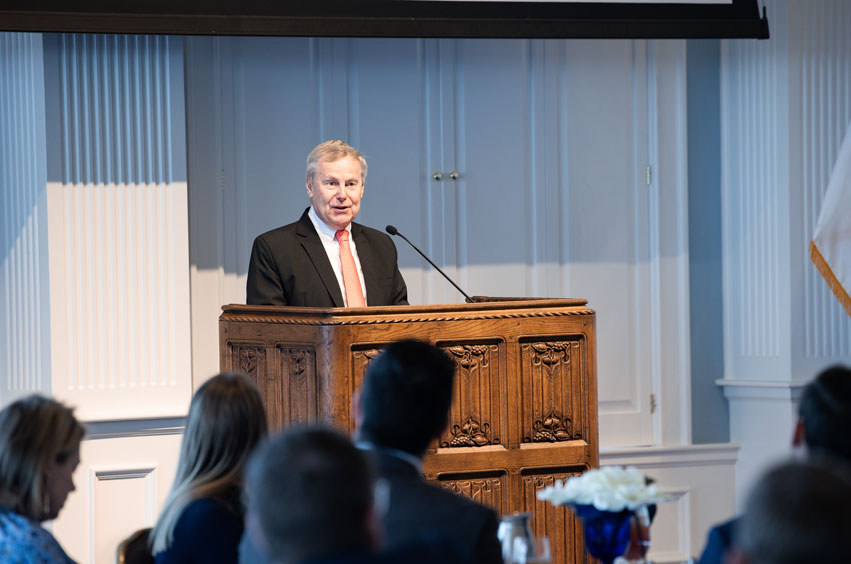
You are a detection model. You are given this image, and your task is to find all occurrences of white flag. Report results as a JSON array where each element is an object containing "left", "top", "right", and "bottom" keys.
[{"left": 811, "top": 122, "right": 851, "bottom": 318}]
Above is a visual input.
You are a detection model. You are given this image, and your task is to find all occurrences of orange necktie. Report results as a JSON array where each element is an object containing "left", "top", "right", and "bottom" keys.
[{"left": 335, "top": 229, "right": 366, "bottom": 307}]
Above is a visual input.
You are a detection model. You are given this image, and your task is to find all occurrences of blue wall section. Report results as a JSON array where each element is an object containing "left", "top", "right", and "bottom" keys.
[{"left": 687, "top": 39, "right": 729, "bottom": 444}]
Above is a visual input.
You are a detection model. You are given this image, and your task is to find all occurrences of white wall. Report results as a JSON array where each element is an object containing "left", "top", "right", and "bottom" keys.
[
  {"left": 719, "top": 0, "right": 851, "bottom": 505},
  {"left": 2, "top": 33, "right": 192, "bottom": 563}
]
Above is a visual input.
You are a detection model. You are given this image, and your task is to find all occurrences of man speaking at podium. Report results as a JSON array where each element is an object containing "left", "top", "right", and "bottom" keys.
[{"left": 246, "top": 140, "right": 408, "bottom": 307}]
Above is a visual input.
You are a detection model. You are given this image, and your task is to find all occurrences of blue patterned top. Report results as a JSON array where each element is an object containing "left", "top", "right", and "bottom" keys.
[{"left": 0, "top": 506, "right": 76, "bottom": 564}]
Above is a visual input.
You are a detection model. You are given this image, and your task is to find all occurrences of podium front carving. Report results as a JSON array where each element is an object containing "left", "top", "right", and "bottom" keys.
[{"left": 220, "top": 299, "right": 597, "bottom": 564}]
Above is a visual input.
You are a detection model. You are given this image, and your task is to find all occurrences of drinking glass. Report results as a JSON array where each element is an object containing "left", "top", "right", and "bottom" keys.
[{"left": 511, "top": 535, "right": 551, "bottom": 564}]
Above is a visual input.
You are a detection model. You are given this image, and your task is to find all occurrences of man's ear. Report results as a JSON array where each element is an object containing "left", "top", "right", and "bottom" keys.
[
  {"left": 792, "top": 418, "right": 806, "bottom": 448},
  {"left": 305, "top": 176, "right": 313, "bottom": 197}
]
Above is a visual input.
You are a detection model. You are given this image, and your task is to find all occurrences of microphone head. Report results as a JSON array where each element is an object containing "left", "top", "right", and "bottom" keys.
[{"left": 385, "top": 225, "right": 398, "bottom": 236}]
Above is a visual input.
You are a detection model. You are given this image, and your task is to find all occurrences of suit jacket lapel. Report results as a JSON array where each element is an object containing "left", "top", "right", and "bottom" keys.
[
  {"left": 352, "top": 223, "right": 380, "bottom": 306},
  {"left": 296, "top": 209, "right": 345, "bottom": 307}
]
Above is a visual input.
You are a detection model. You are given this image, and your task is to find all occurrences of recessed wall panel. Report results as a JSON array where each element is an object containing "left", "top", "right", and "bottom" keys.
[{"left": 46, "top": 34, "right": 191, "bottom": 419}]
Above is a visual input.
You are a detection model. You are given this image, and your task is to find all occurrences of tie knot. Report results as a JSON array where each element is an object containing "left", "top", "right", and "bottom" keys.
[{"left": 335, "top": 229, "right": 349, "bottom": 243}]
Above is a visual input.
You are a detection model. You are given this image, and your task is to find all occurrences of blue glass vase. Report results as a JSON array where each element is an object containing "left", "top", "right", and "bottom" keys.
[{"left": 571, "top": 504, "right": 635, "bottom": 564}]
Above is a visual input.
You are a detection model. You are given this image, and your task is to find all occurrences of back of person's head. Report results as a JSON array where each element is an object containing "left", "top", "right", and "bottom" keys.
[
  {"left": 150, "top": 372, "right": 268, "bottom": 553},
  {"left": 357, "top": 339, "right": 456, "bottom": 456},
  {"left": 246, "top": 427, "right": 376, "bottom": 564},
  {"left": 736, "top": 459, "right": 851, "bottom": 564},
  {"left": 797, "top": 364, "right": 851, "bottom": 463},
  {"left": 0, "top": 395, "right": 84, "bottom": 520}
]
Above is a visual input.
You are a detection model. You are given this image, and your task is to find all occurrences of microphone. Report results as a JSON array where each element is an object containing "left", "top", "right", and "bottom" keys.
[{"left": 386, "top": 225, "right": 475, "bottom": 303}]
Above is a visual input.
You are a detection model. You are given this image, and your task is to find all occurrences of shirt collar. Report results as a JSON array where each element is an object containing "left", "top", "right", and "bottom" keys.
[
  {"left": 308, "top": 206, "right": 351, "bottom": 240},
  {"left": 356, "top": 441, "right": 423, "bottom": 474}
]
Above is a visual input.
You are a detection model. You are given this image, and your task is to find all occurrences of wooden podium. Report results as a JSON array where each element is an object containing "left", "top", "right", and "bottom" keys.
[{"left": 220, "top": 298, "right": 597, "bottom": 564}]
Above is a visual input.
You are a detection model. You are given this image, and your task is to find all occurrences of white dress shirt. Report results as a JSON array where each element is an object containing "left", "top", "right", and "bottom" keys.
[{"left": 307, "top": 207, "right": 368, "bottom": 306}]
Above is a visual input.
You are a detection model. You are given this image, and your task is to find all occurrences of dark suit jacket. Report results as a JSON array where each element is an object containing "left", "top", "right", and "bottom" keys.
[
  {"left": 697, "top": 517, "right": 738, "bottom": 564},
  {"left": 368, "top": 450, "right": 503, "bottom": 564},
  {"left": 246, "top": 208, "right": 408, "bottom": 307}
]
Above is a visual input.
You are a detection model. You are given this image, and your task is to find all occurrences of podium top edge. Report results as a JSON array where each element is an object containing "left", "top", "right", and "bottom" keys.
[{"left": 221, "top": 298, "right": 591, "bottom": 318}]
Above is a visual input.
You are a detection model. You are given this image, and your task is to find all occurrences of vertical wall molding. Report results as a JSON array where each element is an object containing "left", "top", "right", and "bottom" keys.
[
  {"left": 722, "top": 0, "right": 851, "bottom": 381},
  {"left": 0, "top": 33, "right": 50, "bottom": 401},
  {"left": 799, "top": 1, "right": 851, "bottom": 358},
  {"left": 45, "top": 34, "right": 191, "bottom": 419},
  {"left": 722, "top": 14, "right": 784, "bottom": 369},
  {"left": 721, "top": 0, "right": 851, "bottom": 504}
]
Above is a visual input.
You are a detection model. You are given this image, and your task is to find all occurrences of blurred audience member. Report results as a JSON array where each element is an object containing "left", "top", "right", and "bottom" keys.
[
  {"left": 726, "top": 460, "right": 851, "bottom": 564},
  {"left": 354, "top": 339, "right": 503, "bottom": 564},
  {"left": 698, "top": 364, "right": 851, "bottom": 564},
  {"left": 244, "top": 427, "right": 380, "bottom": 563},
  {"left": 0, "top": 395, "right": 85, "bottom": 564},
  {"left": 151, "top": 373, "right": 268, "bottom": 564}
]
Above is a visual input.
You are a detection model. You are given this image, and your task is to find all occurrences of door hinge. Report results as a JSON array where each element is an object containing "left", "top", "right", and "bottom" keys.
[
  {"left": 645, "top": 164, "right": 652, "bottom": 186},
  {"left": 650, "top": 393, "right": 657, "bottom": 414}
]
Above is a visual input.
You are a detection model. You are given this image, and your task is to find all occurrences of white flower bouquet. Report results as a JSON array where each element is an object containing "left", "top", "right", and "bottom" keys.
[
  {"left": 537, "top": 465, "right": 669, "bottom": 511},
  {"left": 536, "top": 466, "right": 670, "bottom": 564}
]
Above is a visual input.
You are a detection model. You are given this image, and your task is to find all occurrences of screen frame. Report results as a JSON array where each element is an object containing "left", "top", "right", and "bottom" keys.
[{"left": 0, "top": 0, "right": 769, "bottom": 39}]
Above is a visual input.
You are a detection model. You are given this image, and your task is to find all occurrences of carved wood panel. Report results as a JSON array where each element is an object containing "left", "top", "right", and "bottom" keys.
[
  {"left": 433, "top": 471, "right": 507, "bottom": 514},
  {"left": 231, "top": 343, "right": 267, "bottom": 383},
  {"left": 266, "top": 347, "right": 317, "bottom": 430},
  {"left": 439, "top": 343, "right": 502, "bottom": 448},
  {"left": 519, "top": 340, "right": 586, "bottom": 445},
  {"left": 523, "top": 469, "right": 590, "bottom": 564},
  {"left": 221, "top": 300, "right": 597, "bottom": 564},
  {"left": 350, "top": 346, "right": 384, "bottom": 399}
]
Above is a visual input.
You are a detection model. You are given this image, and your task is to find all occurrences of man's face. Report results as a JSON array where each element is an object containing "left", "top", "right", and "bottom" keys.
[{"left": 306, "top": 156, "right": 364, "bottom": 231}]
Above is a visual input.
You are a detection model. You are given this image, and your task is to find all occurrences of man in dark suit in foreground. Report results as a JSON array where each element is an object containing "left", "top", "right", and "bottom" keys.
[
  {"left": 246, "top": 140, "right": 408, "bottom": 307},
  {"left": 354, "top": 339, "right": 504, "bottom": 564},
  {"left": 697, "top": 364, "right": 851, "bottom": 564}
]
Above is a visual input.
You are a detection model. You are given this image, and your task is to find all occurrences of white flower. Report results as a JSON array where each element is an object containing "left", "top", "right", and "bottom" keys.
[{"left": 537, "top": 466, "right": 670, "bottom": 512}]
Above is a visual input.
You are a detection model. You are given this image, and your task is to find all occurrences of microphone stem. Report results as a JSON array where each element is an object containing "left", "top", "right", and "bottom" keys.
[{"left": 394, "top": 232, "right": 474, "bottom": 303}]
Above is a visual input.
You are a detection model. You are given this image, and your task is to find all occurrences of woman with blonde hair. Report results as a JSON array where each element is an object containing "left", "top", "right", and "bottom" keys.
[
  {"left": 0, "top": 395, "right": 85, "bottom": 563},
  {"left": 151, "top": 372, "right": 268, "bottom": 564}
]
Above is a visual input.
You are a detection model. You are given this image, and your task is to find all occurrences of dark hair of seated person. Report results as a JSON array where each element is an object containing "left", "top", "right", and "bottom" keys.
[
  {"left": 357, "top": 339, "right": 456, "bottom": 456},
  {"left": 797, "top": 364, "right": 851, "bottom": 463},
  {"left": 246, "top": 427, "right": 377, "bottom": 564}
]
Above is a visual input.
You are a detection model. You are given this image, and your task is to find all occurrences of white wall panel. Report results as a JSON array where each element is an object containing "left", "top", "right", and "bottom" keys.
[
  {"left": 0, "top": 32, "right": 51, "bottom": 401},
  {"left": 91, "top": 467, "right": 158, "bottom": 564},
  {"left": 601, "top": 444, "right": 738, "bottom": 563},
  {"left": 720, "top": 0, "right": 851, "bottom": 505},
  {"left": 722, "top": 18, "right": 785, "bottom": 370},
  {"left": 45, "top": 34, "right": 191, "bottom": 418},
  {"left": 557, "top": 40, "right": 660, "bottom": 447},
  {"left": 722, "top": 0, "right": 851, "bottom": 383},
  {"left": 799, "top": 1, "right": 851, "bottom": 359},
  {"left": 52, "top": 428, "right": 182, "bottom": 564}
]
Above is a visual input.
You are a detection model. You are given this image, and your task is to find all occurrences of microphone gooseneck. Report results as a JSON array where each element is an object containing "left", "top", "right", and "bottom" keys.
[{"left": 385, "top": 225, "right": 474, "bottom": 303}]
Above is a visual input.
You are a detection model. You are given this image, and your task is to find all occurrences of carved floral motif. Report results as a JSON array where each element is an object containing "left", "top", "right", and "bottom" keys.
[
  {"left": 530, "top": 410, "right": 578, "bottom": 442},
  {"left": 238, "top": 348, "right": 259, "bottom": 377},
  {"left": 290, "top": 351, "right": 305, "bottom": 375},
  {"left": 531, "top": 342, "right": 571, "bottom": 368},
  {"left": 362, "top": 349, "right": 381, "bottom": 359},
  {"left": 443, "top": 416, "right": 491, "bottom": 447},
  {"left": 447, "top": 345, "right": 490, "bottom": 369}
]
